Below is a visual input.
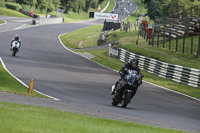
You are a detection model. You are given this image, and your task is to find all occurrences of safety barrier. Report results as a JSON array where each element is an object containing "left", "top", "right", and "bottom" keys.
[
  {"left": 109, "top": 46, "right": 200, "bottom": 88},
  {"left": 19, "top": 9, "right": 39, "bottom": 18},
  {"left": 33, "top": 17, "right": 63, "bottom": 25}
]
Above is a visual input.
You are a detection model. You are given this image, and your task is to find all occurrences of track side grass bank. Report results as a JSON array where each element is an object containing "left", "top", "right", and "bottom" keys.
[
  {"left": 0, "top": 102, "right": 186, "bottom": 133},
  {"left": 61, "top": 25, "right": 200, "bottom": 99},
  {"left": 106, "top": 30, "right": 200, "bottom": 70},
  {"left": 0, "top": 60, "right": 47, "bottom": 98},
  {"left": 60, "top": 25, "right": 103, "bottom": 48},
  {"left": 0, "top": 7, "right": 30, "bottom": 18}
]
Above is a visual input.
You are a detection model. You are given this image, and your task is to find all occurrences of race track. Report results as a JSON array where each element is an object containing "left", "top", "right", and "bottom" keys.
[{"left": 0, "top": 1, "right": 200, "bottom": 132}]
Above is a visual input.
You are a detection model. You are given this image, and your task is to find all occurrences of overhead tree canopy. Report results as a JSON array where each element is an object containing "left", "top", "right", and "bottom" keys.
[{"left": 4, "top": 0, "right": 104, "bottom": 13}]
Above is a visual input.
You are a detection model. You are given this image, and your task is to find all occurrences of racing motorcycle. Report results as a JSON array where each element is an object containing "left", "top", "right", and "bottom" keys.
[
  {"left": 11, "top": 41, "right": 20, "bottom": 56},
  {"left": 111, "top": 69, "right": 143, "bottom": 108}
]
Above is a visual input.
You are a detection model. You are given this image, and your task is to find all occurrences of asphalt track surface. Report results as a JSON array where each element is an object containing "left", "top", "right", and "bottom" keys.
[{"left": 0, "top": 2, "right": 200, "bottom": 133}]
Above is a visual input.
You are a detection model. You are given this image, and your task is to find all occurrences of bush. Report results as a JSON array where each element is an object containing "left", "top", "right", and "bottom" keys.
[
  {"left": 0, "top": 2, "right": 6, "bottom": 8},
  {"left": 6, "top": 2, "right": 22, "bottom": 11}
]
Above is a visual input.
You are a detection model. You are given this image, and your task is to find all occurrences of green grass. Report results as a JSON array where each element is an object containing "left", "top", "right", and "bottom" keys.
[
  {"left": 0, "top": 102, "right": 186, "bottom": 133},
  {"left": 0, "top": 62, "right": 47, "bottom": 98},
  {"left": 0, "top": 20, "right": 4, "bottom": 24},
  {"left": 153, "top": 35, "right": 200, "bottom": 55},
  {"left": 0, "top": 7, "right": 30, "bottom": 18},
  {"left": 63, "top": 9, "right": 96, "bottom": 20},
  {"left": 60, "top": 25, "right": 103, "bottom": 48}
]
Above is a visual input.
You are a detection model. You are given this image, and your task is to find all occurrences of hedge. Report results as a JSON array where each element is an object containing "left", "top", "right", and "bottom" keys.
[{"left": 6, "top": 2, "right": 22, "bottom": 11}]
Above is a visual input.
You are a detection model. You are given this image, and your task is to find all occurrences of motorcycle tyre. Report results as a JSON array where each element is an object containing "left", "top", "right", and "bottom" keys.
[
  {"left": 112, "top": 95, "right": 119, "bottom": 106},
  {"left": 12, "top": 50, "right": 16, "bottom": 56},
  {"left": 121, "top": 92, "right": 132, "bottom": 108}
]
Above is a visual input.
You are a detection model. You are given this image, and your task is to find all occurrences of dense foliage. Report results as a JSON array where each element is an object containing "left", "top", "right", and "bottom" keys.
[
  {"left": 2, "top": 0, "right": 105, "bottom": 13},
  {"left": 144, "top": 0, "right": 200, "bottom": 19}
]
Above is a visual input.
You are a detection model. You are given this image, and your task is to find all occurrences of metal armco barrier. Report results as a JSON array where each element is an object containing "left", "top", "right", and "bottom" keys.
[{"left": 109, "top": 46, "right": 200, "bottom": 88}]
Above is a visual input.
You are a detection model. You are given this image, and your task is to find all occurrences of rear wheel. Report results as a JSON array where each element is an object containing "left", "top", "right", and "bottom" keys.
[{"left": 121, "top": 92, "right": 132, "bottom": 108}]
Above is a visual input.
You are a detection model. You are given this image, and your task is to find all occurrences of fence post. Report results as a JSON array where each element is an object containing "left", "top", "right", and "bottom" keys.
[
  {"left": 198, "top": 34, "right": 200, "bottom": 55},
  {"left": 191, "top": 36, "right": 193, "bottom": 54},
  {"left": 156, "top": 26, "right": 159, "bottom": 47},
  {"left": 163, "top": 26, "right": 165, "bottom": 48},
  {"left": 176, "top": 35, "right": 178, "bottom": 52},
  {"left": 169, "top": 25, "right": 171, "bottom": 50},
  {"left": 152, "top": 27, "right": 155, "bottom": 46},
  {"left": 183, "top": 35, "right": 186, "bottom": 53}
]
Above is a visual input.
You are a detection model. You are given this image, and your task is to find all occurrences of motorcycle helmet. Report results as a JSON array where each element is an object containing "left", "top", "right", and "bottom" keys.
[
  {"left": 14, "top": 34, "right": 19, "bottom": 41},
  {"left": 129, "top": 58, "right": 139, "bottom": 68}
]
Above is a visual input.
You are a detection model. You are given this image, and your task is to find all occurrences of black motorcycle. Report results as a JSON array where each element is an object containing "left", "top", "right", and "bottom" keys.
[{"left": 111, "top": 69, "right": 143, "bottom": 108}]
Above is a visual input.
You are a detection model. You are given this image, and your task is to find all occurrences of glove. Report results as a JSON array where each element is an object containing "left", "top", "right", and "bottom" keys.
[{"left": 124, "top": 68, "right": 129, "bottom": 74}]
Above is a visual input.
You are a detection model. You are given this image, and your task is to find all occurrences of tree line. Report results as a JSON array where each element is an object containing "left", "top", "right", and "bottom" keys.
[
  {"left": 0, "top": 0, "right": 106, "bottom": 13},
  {"left": 144, "top": 0, "right": 200, "bottom": 19}
]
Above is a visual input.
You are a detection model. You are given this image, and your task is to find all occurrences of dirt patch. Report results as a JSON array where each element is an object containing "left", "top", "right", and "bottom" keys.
[
  {"left": 78, "top": 41, "right": 83, "bottom": 48},
  {"left": 83, "top": 52, "right": 96, "bottom": 58},
  {"left": 86, "top": 34, "right": 98, "bottom": 39}
]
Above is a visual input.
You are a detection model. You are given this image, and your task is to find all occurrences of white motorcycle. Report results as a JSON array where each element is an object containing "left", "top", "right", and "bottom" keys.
[{"left": 11, "top": 41, "right": 20, "bottom": 56}]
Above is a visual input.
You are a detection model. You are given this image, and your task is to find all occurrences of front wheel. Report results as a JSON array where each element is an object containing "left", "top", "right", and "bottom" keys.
[
  {"left": 121, "top": 92, "right": 132, "bottom": 108},
  {"left": 112, "top": 101, "right": 119, "bottom": 106},
  {"left": 111, "top": 95, "right": 119, "bottom": 106},
  {"left": 12, "top": 50, "right": 16, "bottom": 56},
  {"left": 12, "top": 47, "right": 18, "bottom": 56}
]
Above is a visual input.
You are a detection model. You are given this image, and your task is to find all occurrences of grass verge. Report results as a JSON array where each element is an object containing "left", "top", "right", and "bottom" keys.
[
  {"left": 0, "top": 102, "right": 186, "bottom": 133},
  {"left": 0, "top": 7, "right": 30, "bottom": 18},
  {"left": 0, "top": 60, "right": 47, "bottom": 98},
  {"left": 60, "top": 25, "right": 103, "bottom": 48},
  {"left": 0, "top": 20, "right": 4, "bottom": 24}
]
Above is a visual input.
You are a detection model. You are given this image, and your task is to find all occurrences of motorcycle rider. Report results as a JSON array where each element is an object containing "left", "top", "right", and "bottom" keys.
[
  {"left": 10, "top": 34, "right": 21, "bottom": 50},
  {"left": 110, "top": 57, "right": 142, "bottom": 95}
]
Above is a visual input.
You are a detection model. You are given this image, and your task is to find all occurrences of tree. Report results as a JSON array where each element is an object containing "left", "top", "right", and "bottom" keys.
[
  {"left": 53, "top": 0, "right": 61, "bottom": 9},
  {"left": 145, "top": 0, "right": 199, "bottom": 20},
  {"left": 144, "top": 0, "right": 195, "bottom": 4}
]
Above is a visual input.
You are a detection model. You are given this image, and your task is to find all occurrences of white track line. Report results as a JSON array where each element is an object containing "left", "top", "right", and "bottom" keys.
[
  {"left": 0, "top": 20, "right": 7, "bottom": 26},
  {"left": 15, "top": 24, "right": 26, "bottom": 30},
  {"left": 0, "top": 57, "right": 60, "bottom": 101}
]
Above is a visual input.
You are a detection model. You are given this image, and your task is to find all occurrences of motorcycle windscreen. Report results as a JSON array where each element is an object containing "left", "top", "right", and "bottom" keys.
[
  {"left": 12, "top": 41, "right": 20, "bottom": 48},
  {"left": 126, "top": 73, "right": 136, "bottom": 86}
]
